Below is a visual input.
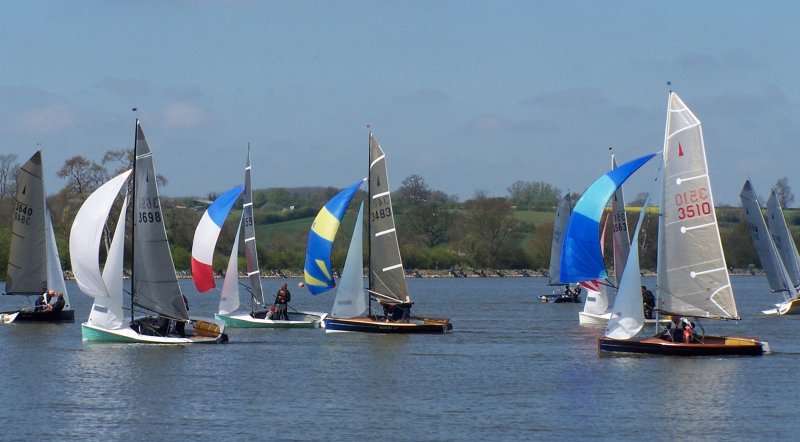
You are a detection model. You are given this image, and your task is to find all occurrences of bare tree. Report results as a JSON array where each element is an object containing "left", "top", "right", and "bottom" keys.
[
  {"left": 774, "top": 177, "right": 794, "bottom": 208},
  {"left": 57, "top": 156, "right": 108, "bottom": 196},
  {"left": 398, "top": 174, "right": 431, "bottom": 206}
]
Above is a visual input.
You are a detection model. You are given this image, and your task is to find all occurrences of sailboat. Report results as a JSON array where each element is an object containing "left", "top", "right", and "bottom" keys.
[
  {"left": 309, "top": 134, "right": 452, "bottom": 334},
  {"left": 740, "top": 180, "right": 800, "bottom": 315},
  {"left": 597, "top": 92, "right": 768, "bottom": 356},
  {"left": 70, "top": 121, "right": 227, "bottom": 343},
  {"left": 193, "top": 150, "right": 327, "bottom": 328},
  {"left": 1, "top": 151, "right": 74, "bottom": 324},
  {"left": 538, "top": 194, "right": 581, "bottom": 303}
]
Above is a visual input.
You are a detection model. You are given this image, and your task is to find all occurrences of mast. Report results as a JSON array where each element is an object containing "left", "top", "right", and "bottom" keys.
[
  {"left": 130, "top": 119, "right": 138, "bottom": 324},
  {"left": 367, "top": 132, "right": 372, "bottom": 318}
]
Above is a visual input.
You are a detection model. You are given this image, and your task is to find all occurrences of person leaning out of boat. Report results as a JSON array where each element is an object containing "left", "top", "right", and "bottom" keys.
[
  {"left": 382, "top": 300, "right": 413, "bottom": 322},
  {"left": 273, "top": 283, "right": 291, "bottom": 321},
  {"left": 641, "top": 286, "right": 655, "bottom": 319},
  {"left": 42, "top": 291, "right": 65, "bottom": 313},
  {"left": 174, "top": 295, "right": 189, "bottom": 337},
  {"left": 35, "top": 290, "right": 55, "bottom": 311}
]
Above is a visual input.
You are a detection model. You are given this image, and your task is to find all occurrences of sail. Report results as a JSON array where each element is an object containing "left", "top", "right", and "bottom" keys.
[
  {"left": 44, "top": 208, "right": 70, "bottom": 309},
  {"left": 559, "top": 153, "right": 656, "bottom": 283},
  {"left": 610, "top": 154, "right": 631, "bottom": 284},
  {"left": 242, "top": 149, "right": 264, "bottom": 307},
  {"left": 766, "top": 190, "right": 800, "bottom": 287},
  {"left": 132, "top": 122, "right": 188, "bottom": 321},
  {"left": 580, "top": 280, "right": 609, "bottom": 315},
  {"left": 191, "top": 185, "right": 244, "bottom": 292},
  {"left": 368, "top": 134, "right": 410, "bottom": 304},
  {"left": 304, "top": 179, "right": 366, "bottom": 295},
  {"left": 218, "top": 216, "right": 243, "bottom": 315},
  {"left": 86, "top": 194, "right": 129, "bottom": 330},
  {"left": 331, "top": 202, "right": 367, "bottom": 318},
  {"left": 547, "top": 194, "right": 571, "bottom": 285},
  {"left": 5, "top": 151, "right": 47, "bottom": 295},
  {"left": 69, "top": 170, "right": 132, "bottom": 301},
  {"left": 740, "top": 180, "right": 793, "bottom": 293},
  {"left": 657, "top": 92, "right": 737, "bottom": 319},
  {"left": 605, "top": 196, "right": 650, "bottom": 339}
]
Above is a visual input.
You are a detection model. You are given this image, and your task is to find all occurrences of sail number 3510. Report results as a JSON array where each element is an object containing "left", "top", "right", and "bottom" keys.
[{"left": 675, "top": 187, "right": 711, "bottom": 220}]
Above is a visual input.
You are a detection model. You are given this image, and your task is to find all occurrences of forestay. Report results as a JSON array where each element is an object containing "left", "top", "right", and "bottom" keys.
[
  {"left": 132, "top": 122, "right": 188, "bottom": 321},
  {"left": 5, "top": 151, "right": 47, "bottom": 295},
  {"left": 368, "top": 134, "right": 410, "bottom": 304},
  {"left": 331, "top": 202, "right": 368, "bottom": 318},
  {"left": 657, "top": 92, "right": 737, "bottom": 319},
  {"left": 766, "top": 190, "right": 800, "bottom": 288}
]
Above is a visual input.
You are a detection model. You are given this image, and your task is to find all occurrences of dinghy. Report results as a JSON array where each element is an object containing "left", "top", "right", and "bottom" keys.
[
  {"left": 194, "top": 150, "right": 326, "bottom": 328},
  {"left": 597, "top": 92, "right": 768, "bottom": 356},
  {"left": 740, "top": 181, "right": 800, "bottom": 315},
  {"left": 307, "top": 134, "right": 452, "bottom": 334},
  {"left": 538, "top": 194, "right": 582, "bottom": 303},
  {"left": 1, "top": 151, "right": 74, "bottom": 323},
  {"left": 70, "top": 121, "right": 227, "bottom": 343}
]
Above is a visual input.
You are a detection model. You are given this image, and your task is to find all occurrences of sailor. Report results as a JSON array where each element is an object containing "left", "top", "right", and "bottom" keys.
[
  {"left": 641, "top": 286, "right": 655, "bottom": 319},
  {"left": 274, "top": 282, "right": 291, "bottom": 321},
  {"left": 43, "top": 291, "right": 65, "bottom": 313},
  {"left": 34, "top": 290, "right": 54, "bottom": 311},
  {"left": 174, "top": 295, "right": 189, "bottom": 337}
]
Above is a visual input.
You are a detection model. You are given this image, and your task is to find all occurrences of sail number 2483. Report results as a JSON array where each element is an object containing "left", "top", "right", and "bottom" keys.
[{"left": 675, "top": 187, "right": 711, "bottom": 220}]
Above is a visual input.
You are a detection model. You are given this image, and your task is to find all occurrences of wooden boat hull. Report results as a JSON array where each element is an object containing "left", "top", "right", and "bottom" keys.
[
  {"left": 0, "top": 309, "right": 75, "bottom": 324},
  {"left": 214, "top": 311, "right": 327, "bottom": 328},
  {"left": 762, "top": 298, "right": 800, "bottom": 316},
  {"left": 597, "top": 336, "right": 769, "bottom": 356},
  {"left": 578, "top": 312, "right": 671, "bottom": 327},
  {"left": 324, "top": 316, "right": 452, "bottom": 334},
  {"left": 82, "top": 317, "right": 228, "bottom": 344}
]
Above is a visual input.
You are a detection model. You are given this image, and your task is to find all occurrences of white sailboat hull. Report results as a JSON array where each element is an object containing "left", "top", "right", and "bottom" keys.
[
  {"left": 82, "top": 316, "right": 227, "bottom": 344},
  {"left": 579, "top": 311, "right": 671, "bottom": 327},
  {"left": 761, "top": 298, "right": 800, "bottom": 316},
  {"left": 215, "top": 311, "right": 327, "bottom": 328}
]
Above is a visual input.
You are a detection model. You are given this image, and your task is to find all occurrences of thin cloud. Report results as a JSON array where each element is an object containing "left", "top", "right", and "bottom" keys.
[
  {"left": 0, "top": 102, "right": 80, "bottom": 135},
  {"left": 161, "top": 102, "right": 218, "bottom": 129}
]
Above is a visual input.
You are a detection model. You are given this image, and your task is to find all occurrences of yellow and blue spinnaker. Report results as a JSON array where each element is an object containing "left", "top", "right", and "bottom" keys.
[{"left": 304, "top": 178, "right": 366, "bottom": 295}]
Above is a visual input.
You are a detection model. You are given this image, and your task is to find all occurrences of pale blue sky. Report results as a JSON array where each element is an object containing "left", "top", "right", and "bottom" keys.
[{"left": 1, "top": 1, "right": 798, "bottom": 205}]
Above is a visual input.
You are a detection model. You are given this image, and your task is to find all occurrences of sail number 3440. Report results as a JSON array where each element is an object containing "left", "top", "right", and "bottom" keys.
[{"left": 675, "top": 187, "right": 711, "bottom": 220}]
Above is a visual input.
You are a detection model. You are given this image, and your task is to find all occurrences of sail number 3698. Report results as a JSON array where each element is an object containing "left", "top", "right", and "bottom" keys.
[
  {"left": 675, "top": 187, "right": 711, "bottom": 220},
  {"left": 138, "top": 211, "right": 162, "bottom": 223}
]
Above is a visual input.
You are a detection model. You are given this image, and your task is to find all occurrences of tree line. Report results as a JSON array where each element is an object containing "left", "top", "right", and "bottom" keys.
[{"left": 0, "top": 150, "right": 797, "bottom": 279}]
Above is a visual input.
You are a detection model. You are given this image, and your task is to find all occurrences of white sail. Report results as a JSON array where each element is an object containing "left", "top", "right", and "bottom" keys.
[
  {"left": 740, "top": 180, "right": 796, "bottom": 295},
  {"left": 548, "top": 194, "right": 571, "bottom": 285},
  {"left": 766, "top": 190, "right": 800, "bottom": 288},
  {"left": 581, "top": 281, "right": 608, "bottom": 315},
  {"left": 242, "top": 148, "right": 265, "bottom": 306},
  {"left": 657, "top": 92, "right": 737, "bottom": 319},
  {"left": 87, "top": 196, "right": 129, "bottom": 330},
  {"left": 44, "top": 208, "right": 70, "bottom": 309},
  {"left": 605, "top": 196, "right": 650, "bottom": 339},
  {"left": 218, "top": 216, "right": 243, "bottom": 315},
  {"left": 332, "top": 202, "right": 367, "bottom": 318},
  {"left": 69, "top": 170, "right": 132, "bottom": 301}
]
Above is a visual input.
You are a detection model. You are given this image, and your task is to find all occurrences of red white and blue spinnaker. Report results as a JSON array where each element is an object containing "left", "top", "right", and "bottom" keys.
[{"left": 191, "top": 185, "right": 244, "bottom": 293}]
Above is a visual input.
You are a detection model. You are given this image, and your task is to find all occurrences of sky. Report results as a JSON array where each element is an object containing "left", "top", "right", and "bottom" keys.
[{"left": 1, "top": 1, "right": 799, "bottom": 206}]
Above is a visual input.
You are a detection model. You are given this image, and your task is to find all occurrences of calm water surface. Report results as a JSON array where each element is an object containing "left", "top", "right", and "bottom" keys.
[{"left": 1, "top": 276, "right": 797, "bottom": 441}]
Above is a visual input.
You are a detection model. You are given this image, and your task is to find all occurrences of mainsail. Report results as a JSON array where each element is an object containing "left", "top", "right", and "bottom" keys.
[
  {"left": 657, "top": 92, "right": 737, "bottom": 319},
  {"left": 304, "top": 179, "right": 366, "bottom": 295},
  {"left": 547, "top": 194, "right": 571, "bottom": 286},
  {"left": 559, "top": 153, "right": 656, "bottom": 283},
  {"left": 132, "top": 122, "right": 188, "bottom": 321},
  {"left": 5, "top": 151, "right": 47, "bottom": 295},
  {"left": 605, "top": 195, "right": 650, "bottom": 340},
  {"left": 368, "top": 134, "right": 410, "bottom": 304},
  {"left": 740, "top": 180, "right": 795, "bottom": 294},
  {"left": 242, "top": 149, "right": 265, "bottom": 307},
  {"left": 766, "top": 190, "right": 800, "bottom": 288},
  {"left": 331, "top": 202, "right": 367, "bottom": 318}
]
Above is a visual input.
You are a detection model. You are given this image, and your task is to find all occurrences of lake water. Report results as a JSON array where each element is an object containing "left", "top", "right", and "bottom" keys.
[{"left": 1, "top": 276, "right": 797, "bottom": 441}]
